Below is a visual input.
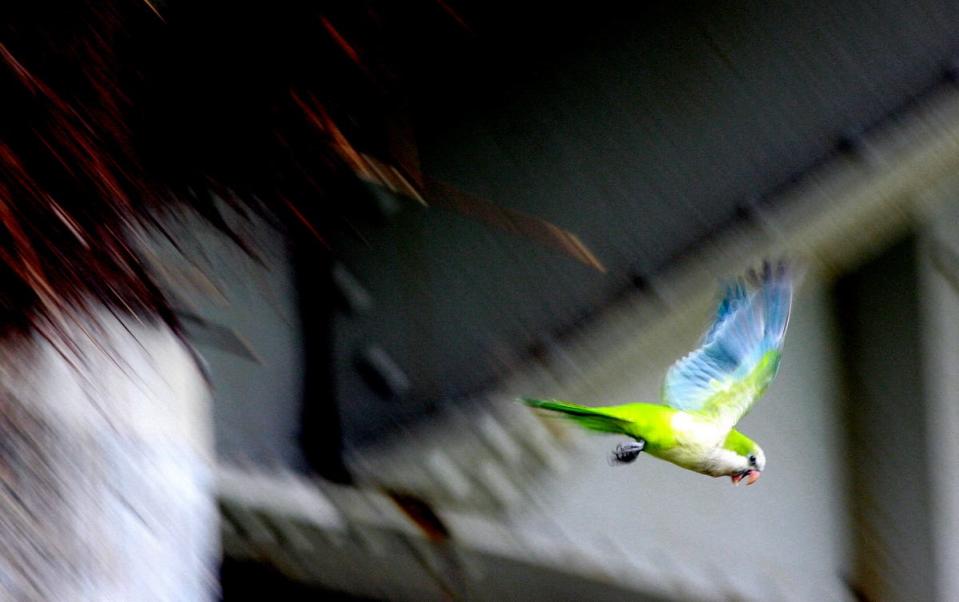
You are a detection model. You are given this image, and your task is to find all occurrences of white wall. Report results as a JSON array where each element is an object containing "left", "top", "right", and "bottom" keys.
[{"left": 0, "top": 311, "right": 216, "bottom": 601}]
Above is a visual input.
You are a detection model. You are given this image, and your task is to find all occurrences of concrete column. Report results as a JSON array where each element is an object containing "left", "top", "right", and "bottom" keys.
[
  {"left": 920, "top": 211, "right": 959, "bottom": 602},
  {"left": 834, "top": 237, "right": 937, "bottom": 602}
]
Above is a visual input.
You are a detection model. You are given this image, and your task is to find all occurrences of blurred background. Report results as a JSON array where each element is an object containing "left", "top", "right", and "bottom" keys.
[{"left": 139, "top": 1, "right": 959, "bottom": 600}]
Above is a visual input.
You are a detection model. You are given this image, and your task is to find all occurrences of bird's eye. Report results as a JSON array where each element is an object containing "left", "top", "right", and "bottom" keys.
[{"left": 748, "top": 454, "right": 756, "bottom": 465}]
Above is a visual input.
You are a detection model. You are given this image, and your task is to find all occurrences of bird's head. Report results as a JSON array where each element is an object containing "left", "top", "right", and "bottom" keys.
[
  {"left": 729, "top": 444, "right": 765, "bottom": 486},
  {"left": 722, "top": 430, "right": 765, "bottom": 486}
]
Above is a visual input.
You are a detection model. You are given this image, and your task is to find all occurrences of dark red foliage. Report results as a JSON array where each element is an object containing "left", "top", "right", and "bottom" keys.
[{"left": 0, "top": 0, "right": 467, "bottom": 336}]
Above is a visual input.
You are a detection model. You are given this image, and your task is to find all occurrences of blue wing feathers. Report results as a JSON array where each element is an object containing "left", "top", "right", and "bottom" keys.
[
  {"left": 661, "top": 259, "right": 798, "bottom": 413},
  {"left": 761, "top": 261, "right": 795, "bottom": 349},
  {"left": 701, "top": 280, "right": 748, "bottom": 346}
]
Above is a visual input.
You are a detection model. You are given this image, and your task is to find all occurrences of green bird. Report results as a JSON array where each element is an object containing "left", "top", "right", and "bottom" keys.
[{"left": 523, "top": 259, "right": 800, "bottom": 486}]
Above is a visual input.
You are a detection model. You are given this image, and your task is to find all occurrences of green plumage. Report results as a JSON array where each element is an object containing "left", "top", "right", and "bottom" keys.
[
  {"left": 521, "top": 398, "right": 676, "bottom": 454},
  {"left": 520, "top": 259, "right": 799, "bottom": 484},
  {"left": 521, "top": 397, "right": 753, "bottom": 462}
]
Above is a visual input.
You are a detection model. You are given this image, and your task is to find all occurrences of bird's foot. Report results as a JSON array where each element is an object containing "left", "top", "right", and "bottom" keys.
[{"left": 609, "top": 440, "right": 645, "bottom": 465}]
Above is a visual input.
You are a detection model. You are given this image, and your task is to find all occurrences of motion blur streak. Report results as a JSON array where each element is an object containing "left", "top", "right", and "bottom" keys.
[{"left": 9, "top": 2, "right": 959, "bottom": 602}]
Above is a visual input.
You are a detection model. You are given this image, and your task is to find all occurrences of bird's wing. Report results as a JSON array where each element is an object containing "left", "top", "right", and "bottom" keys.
[{"left": 660, "top": 259, "right": 799, "bottom": 429}]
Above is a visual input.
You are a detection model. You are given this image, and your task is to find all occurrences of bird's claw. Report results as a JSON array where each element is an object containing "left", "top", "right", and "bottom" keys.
[{"left": 609, "top": 440, "right": 645, "bottom": 465}]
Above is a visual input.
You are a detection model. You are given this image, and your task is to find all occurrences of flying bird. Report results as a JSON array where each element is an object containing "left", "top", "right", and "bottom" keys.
[{"left": 523, "top": 259, "right": 801, "bottom": 486}]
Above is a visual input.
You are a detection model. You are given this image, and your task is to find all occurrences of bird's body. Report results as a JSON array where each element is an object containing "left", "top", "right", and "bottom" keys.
[{"left": 523, "top": 260, "right": 799, "bottom": 485}]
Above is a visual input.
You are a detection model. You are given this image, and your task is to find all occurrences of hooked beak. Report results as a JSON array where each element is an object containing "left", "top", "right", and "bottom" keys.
[{"left": 730, "top": 470, "right": 762, "bottom": 486}]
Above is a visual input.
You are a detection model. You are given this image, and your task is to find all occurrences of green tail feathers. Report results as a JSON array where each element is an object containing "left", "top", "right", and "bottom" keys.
[{"left": 520, "top": 397, "right": 630, "bottom": 434}]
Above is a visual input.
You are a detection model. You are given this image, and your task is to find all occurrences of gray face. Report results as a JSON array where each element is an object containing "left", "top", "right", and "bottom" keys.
[
  {"left": 749, "top": 446, "right": 767, "bottom": 472},
  {"left": 730, "top": 446, "right": 765, "bottom": 486}
]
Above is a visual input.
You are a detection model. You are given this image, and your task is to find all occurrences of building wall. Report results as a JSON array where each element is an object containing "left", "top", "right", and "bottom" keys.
[
  {"left": 329, "top": 0, "right": 959, "bottom": 444},
  {"left": 149, "top": 214, "right": 307, "bottom": 470}
]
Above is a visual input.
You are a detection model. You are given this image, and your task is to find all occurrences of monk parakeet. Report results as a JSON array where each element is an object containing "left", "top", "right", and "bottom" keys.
[{"left": 523, "top": 259, "right": 800, "bottom": 486}]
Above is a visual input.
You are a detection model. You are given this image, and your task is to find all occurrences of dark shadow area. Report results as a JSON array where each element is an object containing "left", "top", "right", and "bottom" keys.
[{"left": 220, "top": 558, "right": 382, "bottom": 601}]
